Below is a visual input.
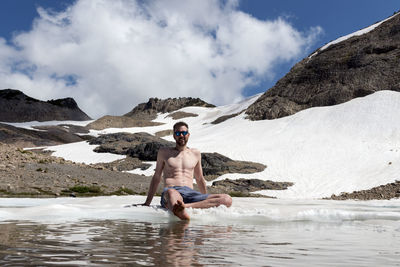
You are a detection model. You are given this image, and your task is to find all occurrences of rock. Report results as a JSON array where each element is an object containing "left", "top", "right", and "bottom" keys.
[
  {"left": 0, "top": 122, "right": 88, "bottom": 147},
  {"left": 90, "top": 132, "right": 174, "bottom": 160},
  {"left": 245, "top": 12, "right": 400, "bottom": 120},
  {"left": 155, "top": 129, "right": 174, "bottom": 138},
  {"left": 124, "top": 97, "right": 215, "bottom": 120},
  {"left": 87, "top": 97, "right": 210, "bottom": 130},
  {"left": 0, "top": 89, "right": 91, "bottom": 122},
  {"left": 0, "top": 142, "right": 150, "bottom": 196},
  {"left": 211, "top": 112, "right": 242, "bottom": 124},
  {"left": 328, "top": 180, "right": 400, "bottom": 200},
  {"left": 127, "top": 141, "right": 173, "bottom": 161},
  {"left": 211, "top": 178, "right": 293, "bottom": 194},
  {"left": 86, "top": 115, "right": 163, "bottom": 130},
  {"left": 166, "top": 111, "right": 198, "bottom": 120},
  {"left": 201, "top": 153, "right": 266, "bottom": 181},
  {"left": 6, "top": 164, "right": 16, "bottom": 169}
]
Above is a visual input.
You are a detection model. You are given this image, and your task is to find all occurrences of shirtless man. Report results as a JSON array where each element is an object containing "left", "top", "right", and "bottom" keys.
[{"left": 143, "top": 121, "right": 232, "bottom": 220}]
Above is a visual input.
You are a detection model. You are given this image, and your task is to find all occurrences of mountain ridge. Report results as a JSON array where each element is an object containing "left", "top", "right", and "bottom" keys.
[
  {"left": 245, "top": 11, "right": 400, "bottom": 120},
  {"left": 0, "top": 89, "right": 92, "bottom": 122},
  {"left": 124, "top": 97, "right": 215, "bottom": 120}
]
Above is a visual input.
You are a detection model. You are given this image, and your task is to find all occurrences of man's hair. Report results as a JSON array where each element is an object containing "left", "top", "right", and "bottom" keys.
[{"left": 173, "top": 121, "right": 189, "bottom": 131}]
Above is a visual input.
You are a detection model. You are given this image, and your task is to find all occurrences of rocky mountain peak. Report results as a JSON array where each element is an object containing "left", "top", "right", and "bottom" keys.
[
  {"left": 245, "top": 11, "right": 400, "bottom": 120},
  {"left": 124, "top": 97, "right": 215, "bottom": 120},
  {"left": 0, "top": 89, "right": 91, "bottom": 122},
  {"left": 0, "top": 89, "right": 39, "bottom": 102},
  {"left": 47, "top": 97, "right": 79, "bottom": 109}
]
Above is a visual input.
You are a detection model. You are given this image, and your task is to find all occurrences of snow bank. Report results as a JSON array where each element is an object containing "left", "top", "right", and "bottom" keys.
[{"left": 1, "top": 196, "right": 399, "bottom": 224}]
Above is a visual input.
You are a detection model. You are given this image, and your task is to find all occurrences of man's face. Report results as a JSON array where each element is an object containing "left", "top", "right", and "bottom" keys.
[{"left": 173, "top": 125, "right": 189, "bottom": 147}]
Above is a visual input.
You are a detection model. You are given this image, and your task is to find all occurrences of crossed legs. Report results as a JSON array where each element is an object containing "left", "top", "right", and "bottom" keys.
[
  {"left": 165, "top": 188, "right": 233, "bottom": 220},
  {"left": 165, "top": 188, "right": 190, "bottom": 220}
]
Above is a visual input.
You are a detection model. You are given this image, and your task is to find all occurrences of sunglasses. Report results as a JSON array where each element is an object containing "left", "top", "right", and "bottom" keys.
[{"left": 174, "top": 131, "right": 189, "bottom": 137}]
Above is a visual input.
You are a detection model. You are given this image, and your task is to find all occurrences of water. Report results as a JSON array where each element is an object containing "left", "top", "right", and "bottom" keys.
[{"left": 0, "top": 196, "right": 399, "bottom": 266}]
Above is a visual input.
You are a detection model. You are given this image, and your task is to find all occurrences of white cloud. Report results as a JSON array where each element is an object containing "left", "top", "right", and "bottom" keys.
[{"left": 0, "top": 0, "right": 322, "bottom": 118}]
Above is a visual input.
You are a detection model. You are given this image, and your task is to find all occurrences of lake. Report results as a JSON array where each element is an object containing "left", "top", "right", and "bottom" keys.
[{"left": 0, "top": 196, "right": 399, "bottom": 266}]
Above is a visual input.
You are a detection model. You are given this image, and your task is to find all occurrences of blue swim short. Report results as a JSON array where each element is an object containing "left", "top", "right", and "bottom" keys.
[{"left": 160, "top": 186, "right": 209, "bottom": 208}]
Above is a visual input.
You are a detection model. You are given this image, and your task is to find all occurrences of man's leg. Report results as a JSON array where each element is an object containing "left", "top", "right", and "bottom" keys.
[
  {"left": 165, "top": 188, "right": 190, "bottom": 220},
  {"left": 185, "top": 194, "right": 232, "bottom": 209}
]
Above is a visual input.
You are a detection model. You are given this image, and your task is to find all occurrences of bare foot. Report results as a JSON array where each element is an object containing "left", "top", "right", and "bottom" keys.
[{"left": 172, "top": 200, "right": 190, "bottom": 220}]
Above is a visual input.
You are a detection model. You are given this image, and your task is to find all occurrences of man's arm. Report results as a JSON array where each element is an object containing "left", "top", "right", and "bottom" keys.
[
  {"left": 194, "top": 151, "right": 207, "bottom": 194},
  {"left": 143, "top": 150, "right": 164, "bottom": 206}
]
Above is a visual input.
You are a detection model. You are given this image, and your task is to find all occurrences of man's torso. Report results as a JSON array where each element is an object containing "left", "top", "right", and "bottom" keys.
[{"left": 161, "top": 147, "right": 200, "bottom": 188}]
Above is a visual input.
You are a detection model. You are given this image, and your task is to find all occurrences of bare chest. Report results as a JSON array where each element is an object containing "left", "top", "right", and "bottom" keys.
[{"left": 165, "top": 151, "right": 198, "bottom": 171}]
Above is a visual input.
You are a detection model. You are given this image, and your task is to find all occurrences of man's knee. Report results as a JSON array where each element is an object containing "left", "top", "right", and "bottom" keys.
[
  {"left": 166, "top": 188, "right": 181, "bottom": 199},
  {"left": 166, "top": 188, "right": 175, "bottom": 196},
  {"left": 219, "top": 194, "right": 232, "bottom": 207}
]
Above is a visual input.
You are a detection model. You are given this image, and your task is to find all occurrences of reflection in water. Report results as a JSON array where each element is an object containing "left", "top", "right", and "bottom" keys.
[
  {"left": 0, "top": 219, "right": 399, "bottom": 266},
  {"left": 156, "top": 221, "right": 202, "bottom": 266},
  {"left": 0, "top": 220, "right": 233, "bottom": 266}
]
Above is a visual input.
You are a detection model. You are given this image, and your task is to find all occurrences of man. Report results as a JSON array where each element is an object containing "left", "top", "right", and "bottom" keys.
[{"left": 143, "top": 121, "right": 232, "bottom": 220}]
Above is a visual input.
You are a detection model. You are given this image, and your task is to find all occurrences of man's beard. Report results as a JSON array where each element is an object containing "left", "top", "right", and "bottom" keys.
[{"left": 176, "top": 138, "right": 187, "bottom": 146}]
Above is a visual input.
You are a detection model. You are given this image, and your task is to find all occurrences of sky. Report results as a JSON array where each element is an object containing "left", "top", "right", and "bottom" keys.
[{"left": 0, "top": 0, "right": 398, "bottom": 118}]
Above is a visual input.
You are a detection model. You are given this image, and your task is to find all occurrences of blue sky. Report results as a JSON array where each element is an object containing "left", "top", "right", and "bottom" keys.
[{"left": 0, "top": 0, "right": 398, "bottom": 117}]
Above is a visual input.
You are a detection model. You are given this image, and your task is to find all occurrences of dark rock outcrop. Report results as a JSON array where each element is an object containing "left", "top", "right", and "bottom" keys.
[
  {"left": 201, "top": 152, "right": 266, "bottom": 181},
  {"left": 124, "top": 97, "right": 215, "bottom": 120},
  {"left": 328, "top": 180, "right": 400, "bottom": 200},
  {"left": 89, "top": 132, "right": 174, "bottom": 161},
  {"left": 211, "top": 178, "right": 293, "bottom": 194},
  {"left": 0, "top": 89, "right": 91, "bottom": 122},
  {"left": 211, "top": 112, "right": 242, "bottom": 124},
  {"left": 0, "top": 123, "right": 89, "bottom": 147},
  {"left": 246, "top": 12, "right": 400, "bottom": 120}
]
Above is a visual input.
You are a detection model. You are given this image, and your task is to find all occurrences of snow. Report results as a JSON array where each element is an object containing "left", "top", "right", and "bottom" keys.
[
  {"left": 126, "top": 161, "right": 157, "bottom": 176},
  {"left": 45, "top": 141, "right": 125, "bottom": 164},
  {"left": 17, "top": 90, "right": 400, "bottom": 199},
  {"left": 1, "top": 196, "right": 399, "bottom": 224},
  {"left": 1, "top": 120, "right": 94, "bottom": 130}
]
